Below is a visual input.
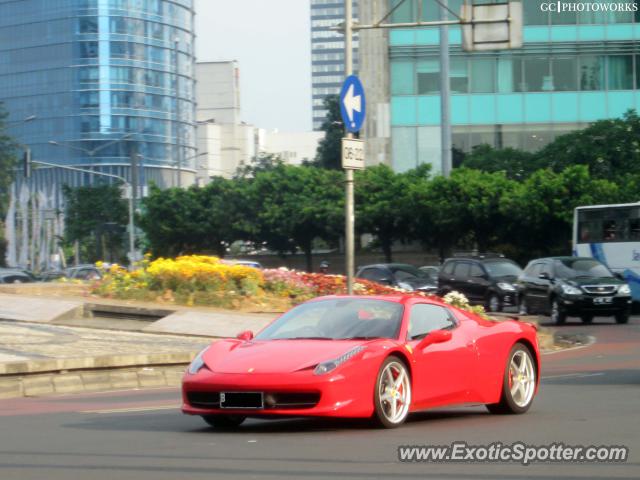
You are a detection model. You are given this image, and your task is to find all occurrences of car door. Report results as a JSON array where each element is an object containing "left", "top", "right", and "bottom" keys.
[
  {"left": 358, "top": 267, "right": 394, "bottom": 287},
  {"left": 407, "top": 303, "right": 476, "bottom": 408},
  {"left": 452, "top": 261, "right": 472, "bottom": 298},
  {"left": 466, "top": 262, "right": 490, "bottom": 302},
  {"left": 528, "top": 261, "right": 552, "bottom": 312},
  {"left": 519, "top": 262, "right": 540, "bottom": 310}
]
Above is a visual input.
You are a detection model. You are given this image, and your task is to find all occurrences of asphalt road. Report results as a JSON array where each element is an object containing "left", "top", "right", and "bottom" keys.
[{"left": 0, "top": 315, "right": 638, "bottom": 480}]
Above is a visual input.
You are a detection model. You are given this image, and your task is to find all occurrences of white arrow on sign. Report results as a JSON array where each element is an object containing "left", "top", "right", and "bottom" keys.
[{"left": 342, "top": 84, "right": 362, "bottom": 127}]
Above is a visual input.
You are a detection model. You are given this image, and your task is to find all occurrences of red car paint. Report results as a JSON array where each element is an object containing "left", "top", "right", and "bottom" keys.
[{"left": 182, "top": 294, "right": 540, "bottom": 419}]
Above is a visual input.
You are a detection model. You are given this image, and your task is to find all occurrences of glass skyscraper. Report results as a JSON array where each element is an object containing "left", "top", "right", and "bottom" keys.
[
  {"left": 0, "top": 0, "right": 196, "bottom": 189},
  {"left": 310, "top": 0, "right": 359, "bottom": 130},
  {"left": 381, "top": 0, "right": 640, "bottom": 172}
]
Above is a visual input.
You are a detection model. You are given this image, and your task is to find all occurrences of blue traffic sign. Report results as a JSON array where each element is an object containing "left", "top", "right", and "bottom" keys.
[{"left": 339, "top": 75, "right": 366, "bottom": 133}]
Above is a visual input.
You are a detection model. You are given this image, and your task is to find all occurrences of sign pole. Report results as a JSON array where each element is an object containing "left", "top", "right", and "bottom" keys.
[{"left": 344, "top": 0, "right": 354, "bottom": 295}]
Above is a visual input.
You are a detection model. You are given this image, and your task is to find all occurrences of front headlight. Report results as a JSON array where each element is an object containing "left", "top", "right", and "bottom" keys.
[
  {"left": 497, "top": 282, "right": 516, "bottom": 291},
  {"left": 187, "top": 347, "right": 209, "bottom": 375},
  {"left": 314, "top": 346, "right": 365, "bottom": 375},
  {"left": 618, "top": 284, "right": 631, "bottom": 296},
  {"left": 561, "top": 284, "right": 582, "bottom": 295}
]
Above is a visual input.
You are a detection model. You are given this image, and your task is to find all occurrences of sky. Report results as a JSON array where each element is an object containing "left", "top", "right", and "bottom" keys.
[{"left": 194, "top": 0, "right": 312, "bottom": 132}]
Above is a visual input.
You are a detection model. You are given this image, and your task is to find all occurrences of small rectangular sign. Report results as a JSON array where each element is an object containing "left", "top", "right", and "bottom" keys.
[{"left": 342, "top": 138, "right": 365, "bottom": 170}]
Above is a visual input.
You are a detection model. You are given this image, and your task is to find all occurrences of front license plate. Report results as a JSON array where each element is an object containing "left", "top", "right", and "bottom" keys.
[
  {"left": 593, "top": 297, "right": 613, "bottom": 305},
  {"left": 220, "top": 392, "right": 264, "bottom": 409}
]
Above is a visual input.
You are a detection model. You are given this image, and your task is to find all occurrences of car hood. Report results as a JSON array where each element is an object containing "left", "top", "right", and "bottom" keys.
[
  {"left": 494, "top": 275, "right": 519, "bottom": 283},
  {"left": 565, "top": 277, "right": 624, "bottom": 287},
  {"left": 202, "top": 339, "right": 369, "bottom": 374},
  {"left": 404, "top": 278, "right": 437, "bottom": 290}
]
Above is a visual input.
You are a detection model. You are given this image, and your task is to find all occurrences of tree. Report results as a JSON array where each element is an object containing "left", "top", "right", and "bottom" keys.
[
  {"left": 355, "top": 164, "right": 430, "bottom": 262},
  {"left": 0, "top": 103, "right": 18, "bottom": 216},
  {"left": 248, "top": 164, "right": 344, "bottom": 271},
  {"left": 314, "top": 95, "right": 343, "bottom": 170},
  {"left": 460, "top": 144, "right": 539, "bottom": 180},
  {"left": 501, "top": 165, "right": 621, "bottom": 259},
  {"left": 536, "top": 109, "right": 640, "bottom": 182},
  {"left": 63, "top": 184, "right": 128, "bottom": 263}
]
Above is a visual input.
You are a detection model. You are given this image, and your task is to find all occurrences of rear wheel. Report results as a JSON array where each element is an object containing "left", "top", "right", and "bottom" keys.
[
  {"left": 486, "top": 343, "right": 537, "bottom": 415},
  {"left": 550, "top": 299, "right": 566, "bottom": 325},
  {"left": 373, "top": 356, "right": 411, "bottom": 428},
  {"left": 615, "top": 311, "right": 630, "bottom": 324},
  {"left": 202, "top": 415, "right": 246, "bottom": 429}
]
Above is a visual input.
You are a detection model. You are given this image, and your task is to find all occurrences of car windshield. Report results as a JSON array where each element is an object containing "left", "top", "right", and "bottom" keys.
[
  {"left": 554, "top": 259, "right": 614, "bottom": 279},
  {"left": 390, "top": 265, "right": 430, "bottom": 281},
  {"left": 255, "top": 298, "right": 404, "bottom": 341},
  {"left": 483, "top": 260, "right": 522, "bottom": 277}
]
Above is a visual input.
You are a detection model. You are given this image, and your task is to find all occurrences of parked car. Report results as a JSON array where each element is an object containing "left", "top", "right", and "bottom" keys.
[
  {"left": 0, "top": 269, "right": 35, "bottom": 284},
  {"left": 418, "top": 265, "right": 440, "bottom": 284},
  {"left": 65, "top": 264, "right": 102, "bottom": 281},
  {"left": 437, "top": 255, "right": 523, "bottom": 312},
  {"left": 356, "top": 263, "right": 438, "bottom": 293},
  {"left": 517, "top": 256, "right": 632, "bottom": 324},
  {"left": 224, "top": 259, "right": 263, "bottom": 269}
]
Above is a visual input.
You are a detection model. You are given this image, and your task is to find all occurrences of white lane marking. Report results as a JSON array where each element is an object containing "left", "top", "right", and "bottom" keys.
[
  {"left": 542, "top": 372, "right": 605, "bottom": 380},
  {"left": 81, "top": 404, "right": 178, "bottom": 414}
]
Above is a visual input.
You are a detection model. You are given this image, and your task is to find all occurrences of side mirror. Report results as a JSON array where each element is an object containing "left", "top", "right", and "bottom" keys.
[
  {"left": 237, "top": 330, "right": 254, "bottom": 341},
  {"left": 416, "top": 329, "right": 452, "bottom": 350},
  {"left": 614, "top": 272, "right": 624, "bottom": 281}
]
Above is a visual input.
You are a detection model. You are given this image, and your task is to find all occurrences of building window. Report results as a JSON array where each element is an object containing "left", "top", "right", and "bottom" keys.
[
  {"left": 417, "top": 58, "right": 440, "bottom": 94},
  {"left": 523, "top": 0, "right": 548, "bottom": 25},
  {"left": 450, "top": 58, "right": 468, "bottom": 93},
  {"left": 579, "top": 56, "right": 605, "bottom": 90},
  {"left": 391, "top": 59, "right": 415, "bottom": 95},
  {"left": 470, "top": 57, "right": 495, "bottom": 93},
  {"left": 552, "top": 57, "right": 578, "bottom": 91},
  {"left": 608, "top": 55, "right": 634, "bottom": 90},
  {"left": 523, "top": 57, "right": 551, "bottom": 92}
]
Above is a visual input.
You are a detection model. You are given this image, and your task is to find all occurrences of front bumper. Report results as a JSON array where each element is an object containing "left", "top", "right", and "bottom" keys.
[
  {"left": 558, "top": 295, "right": 631, "bottom": 316},
  {"left": 181, "top": 366, "right": 375, "bottom": 419}
]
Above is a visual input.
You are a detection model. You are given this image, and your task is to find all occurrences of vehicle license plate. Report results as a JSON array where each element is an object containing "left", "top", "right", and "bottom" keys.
[
  {"left": 220, "top": 392, "right": 264, "bottom": 409},
  {"left": 593, "top": 297, "right": 613, "bottom": 305}
]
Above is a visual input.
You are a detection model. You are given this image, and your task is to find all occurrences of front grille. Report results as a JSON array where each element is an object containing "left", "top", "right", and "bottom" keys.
[
  {"left": 187, "top": 391, "right": 320, "bottom": 410},
  {"left": 267, "top": 392, "right": 321, "bottom": 409},
  {"left": 187, "top": 391, "right": 220, "bottom": 408},
  {"left": 582, "top": 285, "right": 618, "bottom": 295}
]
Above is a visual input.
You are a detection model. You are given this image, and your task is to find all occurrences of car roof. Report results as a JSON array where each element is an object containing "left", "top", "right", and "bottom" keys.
[
  {"left": 532, "top": 256, "right": 598, "bottom": 262},
  {"left": 307, "top": 294, "right": 448, "bottom": 307},
  {"left": 357, "top": 263, "right": 415, "bottom": 270}
]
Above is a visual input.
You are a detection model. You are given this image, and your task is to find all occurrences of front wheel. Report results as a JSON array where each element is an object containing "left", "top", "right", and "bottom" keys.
[
  {"left": 486, "top": 343, "right": 537, "bottom": 415},
  {"left": 202, "top": 415, "right": 246, "bottom": 429},
  {"left": 373, "top": 356, "right": 411, "bottom": 428},
  {"left": 487, "top": 294, "right": 502, "bottom": 313},
  {"left": 615, "top": 311, "right": 630, "bottom": 324},
  {"left": 550, "top": 299, "right": 566, "bottom": 325}
]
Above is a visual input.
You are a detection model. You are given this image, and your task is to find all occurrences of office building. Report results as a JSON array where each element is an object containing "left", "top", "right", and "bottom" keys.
[
  {"left": 360, "top": 0, "right": 640, "bottom": 172},
  {"left": 310, "top": 0, "right": 359, "bottom": 130}
]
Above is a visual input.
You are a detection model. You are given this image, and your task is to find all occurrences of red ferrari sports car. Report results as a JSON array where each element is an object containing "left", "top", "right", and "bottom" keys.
[{"left": 182, "top": 294, "right": 540, "bottom": 429}]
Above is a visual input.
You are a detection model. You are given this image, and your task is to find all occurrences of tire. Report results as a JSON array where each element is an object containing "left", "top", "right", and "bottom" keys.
[
  {"left": 615, "top": 311, "right": 630, "bottom": 324},
  {"left": 550, "top": 299, "right": 566, "bottom": 325},
  {"left": 486, "top": 343, "right": 537, "bottom": 415},
  {"left": 518, "top": 295, "right": 530, "bottom": 315},
  {"left": 486, "top": 294, "right": 502, "bottom": 313},
  {"left": 202, "top": 415, "right": 246, "bottom": 429},
  {"left": 580, "top": 315, "right": 593, "bottom": 324},
  {"left": 372, "top": 356, "right": 411, "bottom": 428}
]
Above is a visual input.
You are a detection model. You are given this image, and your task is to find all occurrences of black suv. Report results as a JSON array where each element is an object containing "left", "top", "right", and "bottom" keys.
[
  {"left": 355, "top": 263, "right": 438, "bottom": 293},
  {"left": 518, "top": 257, "right": 632, "bottom": 324},
  {"left": 437, "top": 255, "right": 523, "bottom": 312}
]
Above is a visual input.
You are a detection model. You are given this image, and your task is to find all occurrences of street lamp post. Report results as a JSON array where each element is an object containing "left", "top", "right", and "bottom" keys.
[
  {"left": 29, "top": 160, "right": 136, "bottom": 269},
  {"left": 344, "top": 0, "right": 355, "bottom": 294}
]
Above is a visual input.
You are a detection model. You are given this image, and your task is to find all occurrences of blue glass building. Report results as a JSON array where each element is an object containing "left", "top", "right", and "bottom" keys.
[
  {"left": 0, "top": 0, "right": 196, "bottom": 189},
  {"left": 385, "top": 0, "right": 640, "bottom": 172}
]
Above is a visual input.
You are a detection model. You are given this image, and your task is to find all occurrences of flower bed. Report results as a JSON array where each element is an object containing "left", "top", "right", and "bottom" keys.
[{"left": 91, "top": 255, "right": 485, "bottom": 316}]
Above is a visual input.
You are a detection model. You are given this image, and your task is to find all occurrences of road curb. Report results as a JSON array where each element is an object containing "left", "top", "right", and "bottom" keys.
[{"left": 0, "top": 364, "right": 188, "bottom": 399}]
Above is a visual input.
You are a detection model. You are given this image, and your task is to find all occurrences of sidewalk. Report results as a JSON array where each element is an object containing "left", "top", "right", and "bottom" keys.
[{"left": 0, "top": 291, "right": 277, "bottom": 399}]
